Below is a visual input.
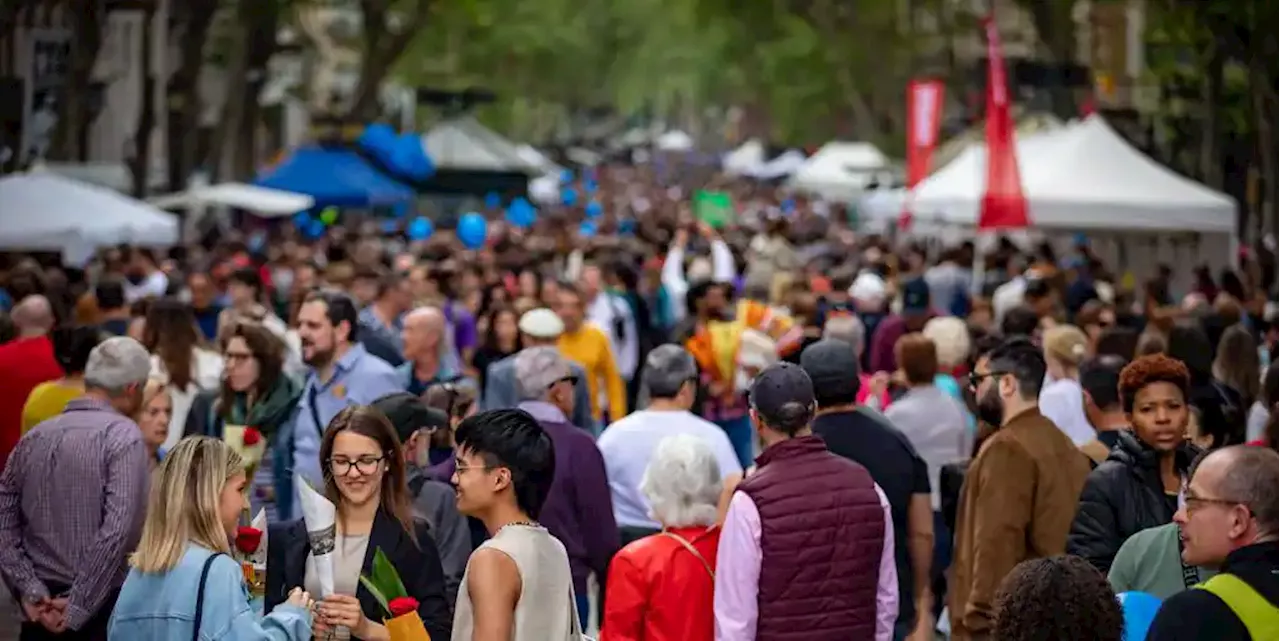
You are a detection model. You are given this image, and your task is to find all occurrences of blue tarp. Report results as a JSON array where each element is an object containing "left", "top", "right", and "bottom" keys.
[{"left": 254, "top": 147, "right": 415, "bottom": 208}]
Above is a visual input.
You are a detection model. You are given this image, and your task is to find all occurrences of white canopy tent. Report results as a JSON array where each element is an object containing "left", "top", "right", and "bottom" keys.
[
  {"left": 422, "top": 117, "right": 541, "bottom": 174},
  {"left": 148, "top": 183, "right": 315, "bottom": 216},
  {"left": 0, "top": 172, "right": 179, "bottom": 264},
  {"left": 788, "top": 141, "right": 890, "bottom": 198},
  {"left": 722, "top": 139, "right": 766, "bottom": 175},
  {"left": 749, "top": 150, "right": 808, "bottom": 180},
  {"left": 904, "top": 115, "right": 1238, "bottom": 289}
]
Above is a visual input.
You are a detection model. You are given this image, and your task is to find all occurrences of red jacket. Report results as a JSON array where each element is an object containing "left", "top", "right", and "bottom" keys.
[
  {"left": 601, "top": 525, "right": 720, "bottom": 641},
  {"left": 0, "top": 336, "right": 62, "bottom": 471}
]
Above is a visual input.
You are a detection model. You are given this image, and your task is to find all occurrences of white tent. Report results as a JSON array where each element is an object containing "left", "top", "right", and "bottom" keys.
[
  {"left": 515, "top": 144, "right": 564, "bottom": 177},
  {"left": 722, "top": 139, "right": 766, "bottom": 175},
  {"left": 788, "top": 141, "right": 889, "bottom": 198},
  {"left": 421, "top": 117, "right": 540, "bottom": 174},
  {"left": 913, "top": 115, "right": 1236, "bottom": 233},
  {"left": 749, "top": 150, "right": 808, "bottom": 180},
  {"left": 0, "top": 172, "right": 179, "bottom": 264},
  {"left": 148, "top": 183, "right": 315, "bottom": 216}
]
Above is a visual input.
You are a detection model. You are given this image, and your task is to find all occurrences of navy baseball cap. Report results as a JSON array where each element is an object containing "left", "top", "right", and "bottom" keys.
[
  {"left": 749, "top": 362, "right": 817, "bottom": 431},
  {"left": 902, "top": 277, "right": 931, "bottom": 315}
]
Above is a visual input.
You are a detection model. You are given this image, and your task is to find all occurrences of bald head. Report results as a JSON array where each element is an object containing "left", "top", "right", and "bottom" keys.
[
  {"left": 402, "top": 306, "right": 447, "bottom": 361},
  {"left": 1193, "top": 445, "right": 1279, "bottom": 540},
  {"left": 12, "top": 295, "right": 54, "bottom": 337}
]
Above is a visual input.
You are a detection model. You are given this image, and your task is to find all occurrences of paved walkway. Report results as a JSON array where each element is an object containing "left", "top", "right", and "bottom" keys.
[{"left": 0, "top": 598, "right": 20, "bottom": 641}]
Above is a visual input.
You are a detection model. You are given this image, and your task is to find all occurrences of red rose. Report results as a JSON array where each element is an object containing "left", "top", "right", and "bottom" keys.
[
  {"left": 388, "top": 596, "right": 419, "bottom": 617},
  {"left": 243, "top": 427, "right": 262, "bottom": 447},
  {"left": 235, "top": 526, "right": 263, "bottom": 555}
]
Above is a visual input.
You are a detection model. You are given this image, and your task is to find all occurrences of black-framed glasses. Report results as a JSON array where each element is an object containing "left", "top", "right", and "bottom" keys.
[
  {"left": 328, "top": 456, "right": 385, "bottom": 476},
  {"left": 968, "top": 371, "right": 1008, "bottom": 389}
]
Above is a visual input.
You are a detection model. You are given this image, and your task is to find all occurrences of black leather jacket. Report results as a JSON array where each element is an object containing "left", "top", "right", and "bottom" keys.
[{"left": 1067, "top": 430, "right": 1200, "bottom": 573}]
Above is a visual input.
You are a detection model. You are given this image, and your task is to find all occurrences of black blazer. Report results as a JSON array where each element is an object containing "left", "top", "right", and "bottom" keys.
[{"left": 265, "top": 510, "right": 453, "bottom": 640}]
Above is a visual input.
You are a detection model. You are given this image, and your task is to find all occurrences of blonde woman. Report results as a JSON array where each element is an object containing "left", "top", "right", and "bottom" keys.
[
  {"left": 108, "top": 436, "right": 314, "bottom": 640},
  {"left": 1039, "top": 324, "right": 1096, "bottom": 446},
  {"left": 138, "top": 380, "right": 173, "bottom": 467}
]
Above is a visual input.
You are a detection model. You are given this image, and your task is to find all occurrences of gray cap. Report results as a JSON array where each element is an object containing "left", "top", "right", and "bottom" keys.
[
  {"left": 514, "top": 346, "right": 576, "bottom": 401},
  {"left": 799, "top": 339, "right": 862, "bottom": 401}
]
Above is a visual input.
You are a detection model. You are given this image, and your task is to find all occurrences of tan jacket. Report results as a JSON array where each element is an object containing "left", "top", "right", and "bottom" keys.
[{"left": 948, "top": 408, "right": 1090, "bottom": 640}]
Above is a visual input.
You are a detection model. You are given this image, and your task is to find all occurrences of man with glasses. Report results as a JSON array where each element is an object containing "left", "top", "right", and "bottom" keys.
[
  {"left": 512, "top": 346, "right": 618, "bottom": 629},
  {"left": 1145, "top": 446, "right": 1278, "bottom": 641},
  {"left": 370, "top": 392, "right": 470, "bottom": 605},
  {"left": 948, "top": 337, "right": 1089, "bottom": 641}
]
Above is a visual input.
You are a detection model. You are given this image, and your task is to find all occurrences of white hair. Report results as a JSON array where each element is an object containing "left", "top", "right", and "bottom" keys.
[
  {"left": 922, "top": 316, "right": 971, "bottom": 369},
  {"left": 84, "top": 337, "right": 152, "bottom": 394},
  {"left": 640, "top": 434, "right": 723, "bottom": 527}
]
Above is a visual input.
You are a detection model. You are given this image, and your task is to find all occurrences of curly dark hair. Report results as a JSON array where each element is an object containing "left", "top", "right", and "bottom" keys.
[
  {"left": 1119, "top": 353, "right": 1191, "bottom": 413},
  {"left": 992, "top": 555, "right": 1123, "bottom": 641}
]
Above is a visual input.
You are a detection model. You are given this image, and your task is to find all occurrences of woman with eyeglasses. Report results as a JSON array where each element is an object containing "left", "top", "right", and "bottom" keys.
[
  {"left": 265, "top": 406, "right": 452, "bottom": 641},
  {"left": 186, "top": 322, "right": 302, "bottom": 522},
  {"left": 1067, "top": 353, "right": 1201, "bottom": 574}
]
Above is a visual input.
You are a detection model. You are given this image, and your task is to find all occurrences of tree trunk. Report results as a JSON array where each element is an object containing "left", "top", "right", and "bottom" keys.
[
  {"left": 346, "top": 0, "right": 433, "bottom": 122},
  {"left": 47, "top": 0, "right": 104, "bottom": 161},
  {"left": 205, "top": 0, "right": 279, "bottom": 181},
  {"left": 230, "top": 2, "right": 280, "bottom": 180},
  {"left": 1198, "top": 45, "right": 1224, "bottom": 189},
  {"left": 165, "top": 0, "right": 220, "bottom": 192},
  {"left": 130, "top": 5, "right": 156, "bottom": 197}
]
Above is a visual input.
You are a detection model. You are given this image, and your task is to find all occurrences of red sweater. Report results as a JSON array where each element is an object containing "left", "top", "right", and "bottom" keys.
[{"left": 0, "top": 336, "right": 63, "bottom": 471}]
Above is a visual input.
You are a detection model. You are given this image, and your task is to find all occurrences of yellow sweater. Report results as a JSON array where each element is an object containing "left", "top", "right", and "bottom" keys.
[
  {"left": 558, "top": 325, "right": 628, "bottom": 421},
  {"left": 22, "top": 380, "right": 84, "bottom": 434}
]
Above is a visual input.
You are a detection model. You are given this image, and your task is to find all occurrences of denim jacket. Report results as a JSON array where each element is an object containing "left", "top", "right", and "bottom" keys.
[{"left": 109, "top": 544, "right": 311, "bottom": 641}]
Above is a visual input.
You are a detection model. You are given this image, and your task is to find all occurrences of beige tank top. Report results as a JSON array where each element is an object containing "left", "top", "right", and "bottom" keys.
[{"left": 451, "top": 523, "right": 580, "bottom": 641}]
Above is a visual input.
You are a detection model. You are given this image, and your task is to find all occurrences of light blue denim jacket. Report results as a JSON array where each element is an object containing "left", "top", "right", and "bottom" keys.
[{"left": 109, "top": 544, "right": 311, "bottom": 641}]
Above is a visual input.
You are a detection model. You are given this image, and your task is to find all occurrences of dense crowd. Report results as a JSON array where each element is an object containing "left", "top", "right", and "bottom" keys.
[{"left": 0, "top": 166, "right": 1276, "bottom": 641}]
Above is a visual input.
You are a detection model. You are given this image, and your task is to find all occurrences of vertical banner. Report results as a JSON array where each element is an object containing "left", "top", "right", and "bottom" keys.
[
  {"left": 978, "top": 16, "right": 1029, "bottom": 230},
  {"left": 900, "top": 78, "right": 946, "bottom": 230},
  {"left": 21, "top": 29, "right": 72, "bottom": 164}
]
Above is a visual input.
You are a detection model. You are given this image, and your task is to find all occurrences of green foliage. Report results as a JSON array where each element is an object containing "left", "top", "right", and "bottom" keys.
[{"left": 358, "top": 547, "right": 409, "bottom": 615}]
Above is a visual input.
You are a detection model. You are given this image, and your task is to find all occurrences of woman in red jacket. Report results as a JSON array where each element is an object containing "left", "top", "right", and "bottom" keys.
[{"left": 601, "top": 434, "right": 725, "bottom": 641}]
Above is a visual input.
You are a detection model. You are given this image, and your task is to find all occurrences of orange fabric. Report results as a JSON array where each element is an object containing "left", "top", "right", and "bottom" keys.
[{"left": 601, "top": 526, "right": 720, "bottom": 641}]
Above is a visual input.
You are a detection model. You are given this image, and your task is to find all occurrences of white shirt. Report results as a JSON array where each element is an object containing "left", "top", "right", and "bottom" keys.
[
  {"left": 1039, "top": 377, "right": 1097, "bottom": 446},
  {"left": 124, "top": 271, "right": 169, "bottom": 303},
  {"left": 597, "top": 409, "right": 743, "bottom": 529},
  {"left": 587, "top": 292, "right": 639, "bottom": 381}
]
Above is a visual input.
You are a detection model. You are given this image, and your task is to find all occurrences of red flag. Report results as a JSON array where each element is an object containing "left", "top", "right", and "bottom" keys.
[
  {"left": 978, "top": 16, "right": 1029, "bottom": 230},
  {"left": 900, "top": 79, "right": 946, "bottom": 230}
]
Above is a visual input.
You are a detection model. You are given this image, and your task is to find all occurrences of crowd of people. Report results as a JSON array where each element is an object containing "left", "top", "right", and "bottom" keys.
[{"left": 0, "top": 167, "right": 1277, "bottom": 641}]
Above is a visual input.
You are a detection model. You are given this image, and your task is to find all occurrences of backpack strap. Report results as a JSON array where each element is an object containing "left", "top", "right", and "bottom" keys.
[
  {"left": 192, "top": 552, "right": 225, "bottom": 641},
  {"left": 1196, "top": 573, "right": 1279, "bottom": 641}
]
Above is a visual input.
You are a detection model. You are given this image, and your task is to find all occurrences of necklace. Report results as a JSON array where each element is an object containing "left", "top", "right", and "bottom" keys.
[{"left": 495, "top": 520, "right": 541, "bottom": 536}]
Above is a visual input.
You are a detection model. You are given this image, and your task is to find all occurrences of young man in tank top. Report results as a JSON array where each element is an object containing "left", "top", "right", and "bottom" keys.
[{"left": 450, "top": 408, "right": 581, "bottom": 640}]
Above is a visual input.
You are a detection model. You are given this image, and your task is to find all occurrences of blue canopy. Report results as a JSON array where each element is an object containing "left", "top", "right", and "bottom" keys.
[{"left": 254, "top": 147, "right": 415, "bottom": 208}]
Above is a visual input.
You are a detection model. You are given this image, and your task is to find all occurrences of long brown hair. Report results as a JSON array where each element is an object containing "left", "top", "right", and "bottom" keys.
[
  {"left": 217, "top": 322, "right": 286, "bottom": 420},
  {"left": 142, "top": 298, "right": 201, "bottom": 389},
  {"left": 320, "top": 406, "right": 417, "bottom": 541}
]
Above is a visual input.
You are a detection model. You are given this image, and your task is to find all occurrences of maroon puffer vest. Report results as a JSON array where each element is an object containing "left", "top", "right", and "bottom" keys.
[{"left": 737, "top": 434, "right": 886, "bottom": 640}]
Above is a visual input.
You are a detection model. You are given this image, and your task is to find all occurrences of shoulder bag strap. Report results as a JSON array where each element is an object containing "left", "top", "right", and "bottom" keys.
[
  {"left": 661, "top": 531, "right": 715, "bottom": 580},
  {"left": 1177, "top": 533, "right": 1200, "bottom": 589},
  {"left": 192, "top": 552, "right": 224, "bottom": 641},
  {"left": 306, "top": 382, "right": 323, "bottom": 434}
]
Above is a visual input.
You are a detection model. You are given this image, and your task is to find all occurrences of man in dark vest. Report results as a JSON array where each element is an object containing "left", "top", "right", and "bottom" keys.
[{"left": 714, "top": 362, "right": 898, "bottom": 641}]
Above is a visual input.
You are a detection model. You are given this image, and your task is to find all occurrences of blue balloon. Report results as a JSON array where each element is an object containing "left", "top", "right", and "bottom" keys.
[
  {"left": 585, "top": 201, "right": 603, "bottom": 218},
  {"left": 457, "top": 212, "right": 487, "bottom": 249},
  {"left": 305, "top": 219, "right": 326, "bottom": 239},
  {"left": 561, "top": 188, "right": 578, "bottom": 207},
  {"left": 1118, "top": 592, "right": 1162, "bottom": 641},
  {"left": 579, "top": 220, "right": 597, "bottom": 237},
  {"left": 407, "top": 217, "right": 433, "bottom": 241},
  {"left": 584, "top": 179, "right": 598, "bottom": 194},
  {"left": 618, "top": 218, "right": 636, "bottom": 235},
  {"left": 484, "top": 192, "right": 502, "bottom": 209},
  {"left": 781, "top": 198, "right": 796, "bottom": 214},
  {"left": 560, "top": 169, "right": 574, "bottom": 184},
  {"left": 505, "top": 198, "right": 536, "bottom": 229},
  {"left": 293, "top": 211, "right": 312, "bottom": 229}
]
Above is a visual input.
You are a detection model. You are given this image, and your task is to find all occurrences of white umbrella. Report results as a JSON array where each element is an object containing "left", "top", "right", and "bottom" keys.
[
  {"left": 0, "top": 172, "right": 179, "bottom": 263},
  {"left": 148, "top": 183, "right": 315, "bottom": 217}
]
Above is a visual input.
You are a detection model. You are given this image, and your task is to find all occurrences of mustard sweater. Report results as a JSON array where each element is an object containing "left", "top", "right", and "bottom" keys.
[{"left": 558, "top": 325, "right": 628, "bottom": 421}]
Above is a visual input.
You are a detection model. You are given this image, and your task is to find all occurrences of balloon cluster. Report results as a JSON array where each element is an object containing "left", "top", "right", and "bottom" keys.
[
  {"left": 358, "top": 124, "right": 434, "bottom": 181},
  {"left": 293, "top": 208, "right": 337, "bottom": 239}
]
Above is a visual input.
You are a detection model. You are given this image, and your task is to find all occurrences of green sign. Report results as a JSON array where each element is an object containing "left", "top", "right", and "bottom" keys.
[{"left": 694, "top": 190, "right": 734, "bottom": 228}]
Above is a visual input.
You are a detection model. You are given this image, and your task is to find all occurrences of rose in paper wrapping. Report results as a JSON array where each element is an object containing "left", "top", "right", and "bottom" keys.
[
  {"left": 235, "top": 526, "right": 263, "bottom": 555},
  {"left": 360, "top": 548, "right": 431, "bottom": 640},
  {"left": 295, "top": 474, "right": 337, "bottom": 597}
]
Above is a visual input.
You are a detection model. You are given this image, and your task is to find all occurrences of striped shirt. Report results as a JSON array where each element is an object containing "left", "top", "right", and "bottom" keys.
[{"left": 0, "top": 397, "right": 150, "bottom": 631}]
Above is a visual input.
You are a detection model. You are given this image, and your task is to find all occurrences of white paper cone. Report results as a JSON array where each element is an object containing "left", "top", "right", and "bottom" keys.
[
  {"left": 295, "top": 474, "right": 337, "bottom": 597},
  {"left": 250, "top": 509, "right": 268, "bottom": 564}
]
